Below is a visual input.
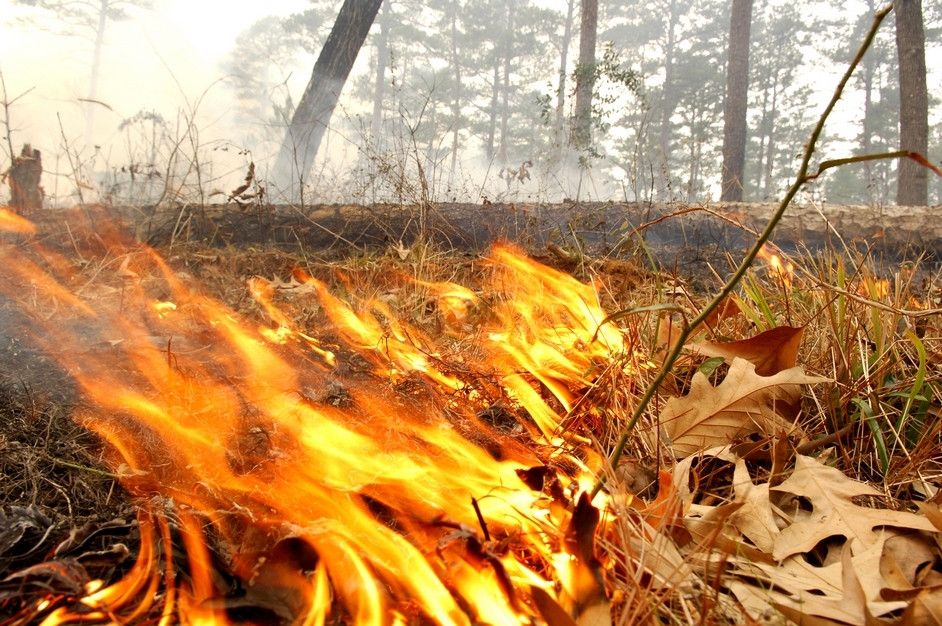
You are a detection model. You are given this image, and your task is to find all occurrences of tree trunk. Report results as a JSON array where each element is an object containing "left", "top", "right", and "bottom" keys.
[
  {"left": 554, "top": 0, "right": 576, "bottom": 151},
  {"left": 497, "top": 1, "right": 514, "bottom": 165},
  {"left": 756, "top": 80, "right": 769, "bottom": 194},
  {"left": 449, "top": 0, "right": 461, "bottom": 179},
  {"left": 861, "top": 50, "right": 875, "bottom": 203},
  {"left": 720, "top": 0, "right": 753, "bottom": 202},
  {"left": 657, "top": 0, "right": 680, "bottom": 199},
  {"left": 84, "top": 0, "right": 108, "bottom": 143},
  {"left": 273, "top": 0, "right": 383, "bottom": 195},
  {"left": 486, "top": 54, "right": 500, "bottom": 161},
  {"left": 571, "top": 0, "right": 598, "bottom": 151},
  {"left": 763, "top": 74, "right": 779, "bottom": 198},
  {"left": 371, "top": 0, "right": 390, "bottom": 148},
  {"left": 894, "top": 0, "right": 928, "bottom": 206},
  {"left": 6, "top": 144, "right": 43, "bottom": 211}
]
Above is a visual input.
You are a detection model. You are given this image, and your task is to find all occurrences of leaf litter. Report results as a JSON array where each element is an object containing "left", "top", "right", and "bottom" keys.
[{"left": 1, "top": 239, "right": 941, "bottom": 625}]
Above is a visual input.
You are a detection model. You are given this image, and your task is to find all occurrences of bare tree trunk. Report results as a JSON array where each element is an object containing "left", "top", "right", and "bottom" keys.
[
  {"left": 571, "top": 0, "right": 598, "bottom": 151},
  {"left": 894, "top": 0, "right": 928, "bottom": 206},
  {"left": 449, "top": 0, "right": 461, "bottom": 179},
  {"left": 720, "top": 0, "right": 753, "bottom": 201},
  {"left": 554, "top": 0, "right": 575, "bottom": 151},
  {"left": 657, "top": 0, "right": 680, "bottom": 198},
  {"left": 763, "top": 74, "right": 779, "bottom": 198},
  {"left": 371, "top": 0, "right": 390, "bottom": 148},
  {"left": 497, "top": 1, "right": 514, "bottom": 165},
  {"left": 486, "top": 54, "right": 500, "bottom": 161},
  {"left": 273, "top": 0, "right": 383, "bottom": 196},
  {"left": 859, "top": 0, "right": 877, "bottom": 204},
  {"left": 84, "top": 0, "right": 108, "bottom": 143}
]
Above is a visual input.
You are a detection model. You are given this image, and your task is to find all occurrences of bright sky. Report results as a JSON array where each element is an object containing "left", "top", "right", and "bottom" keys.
[{"left": 0, "top": 0, "right": 305, "bottom": 153}]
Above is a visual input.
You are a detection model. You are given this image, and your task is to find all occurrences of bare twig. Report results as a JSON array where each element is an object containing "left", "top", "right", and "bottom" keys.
[
  {"left": 0, "top": 70, "right": 35, "bottom": 163},
  {"left": 597, "top": 4, "right": 907, "bottom": 495}
]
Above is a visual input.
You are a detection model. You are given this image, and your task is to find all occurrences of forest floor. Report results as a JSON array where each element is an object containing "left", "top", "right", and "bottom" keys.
[{"left": 0, "top": 203, "right": 941, "bottom": 624}]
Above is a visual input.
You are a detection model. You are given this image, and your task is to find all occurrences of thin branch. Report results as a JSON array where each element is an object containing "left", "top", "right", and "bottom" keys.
[{"left": 595, "top": 4, "right": 898, "bottom": 496}]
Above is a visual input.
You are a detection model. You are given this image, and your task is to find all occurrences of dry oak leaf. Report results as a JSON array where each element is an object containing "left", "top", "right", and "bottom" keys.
[
  {"left": 731, "top": 539, "right": 908, "bottom": 624},
  {"left": 729, "top": 459, "right": 781, "bottom": 554},
  {"left": 900, "top": 587, "right": 942, "bottom": 625},
  {"left": 657, "top": 357, "right": 825, "bottom": 458},
  {"left": 770, "top": 455, "right": 938, "bottom": 561},
  {"left": 691, "top": 325, "right": 804, "bottom": 376}
]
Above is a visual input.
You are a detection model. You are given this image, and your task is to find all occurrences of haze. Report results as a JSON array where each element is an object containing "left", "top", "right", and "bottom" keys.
[{"left": 0, "top": 0, "right": 938, "bottom": 205}]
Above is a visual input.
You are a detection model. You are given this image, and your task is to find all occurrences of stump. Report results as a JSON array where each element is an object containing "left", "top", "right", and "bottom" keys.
[{"left": 4, "top": 144, "right": 43, "bottom": 211}]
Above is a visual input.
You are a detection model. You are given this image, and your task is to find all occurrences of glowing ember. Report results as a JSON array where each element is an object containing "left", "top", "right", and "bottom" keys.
[{"left": 1, "top": 217, "right": 636, "bottom": 624}]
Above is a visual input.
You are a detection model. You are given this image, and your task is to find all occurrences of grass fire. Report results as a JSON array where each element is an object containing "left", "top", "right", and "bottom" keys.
[{"left": 1, "top": 1, "right": 942, "bottom": 624}]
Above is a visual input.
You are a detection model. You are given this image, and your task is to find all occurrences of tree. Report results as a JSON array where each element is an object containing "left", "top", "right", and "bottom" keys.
[
  {"left": 745, "top": 0, "right": 814, "bottom": 200},
  {"left": 894, "top": 0, "right": 929, "bottom": 206},
  {"left": 272, "top": 0, "right": 384, "bottom": 195},
  {"left": 605, "top": 0, "right": 725, "bottom": 200},
  {"left": 719, "top": 0, "right": 753, "bottom": 201},
  {"left": 819, "top": 0, "right": 899, "bottom": 205},
  {"left": 554, "top": 0, "right": 576, "bottom": 152},
  {"left": 572, "top": 0, "right": 598, "bottom": 151},
  {"left": 15, "top": 0, "right": 151, "bottom": 142}
]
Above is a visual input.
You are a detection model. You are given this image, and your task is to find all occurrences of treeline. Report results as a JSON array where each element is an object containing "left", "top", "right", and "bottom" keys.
[{"left": 224, "top": 0, "right": 939, "bottom": 205}]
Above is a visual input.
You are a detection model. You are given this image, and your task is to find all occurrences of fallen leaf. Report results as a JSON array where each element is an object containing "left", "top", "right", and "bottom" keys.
[
  {"left": 560, "top": 493, "right": 609, "bottom": 618},
  {"left": 657, "top": 358, "right": 824, "bottom": 458},
  {"left": 899, "top": 587, "right": 942, "bottom": 625},
  {"left": 531, "top": 586, "right": 579, "bottom": 626},
  {"left": 771, "top": 455, "right": 938, "bottom": 561},
  {"left": 698, "top": 296, "right": 742, "bottom": 333},
  {"left": 731, "top": 539, "right": 908, "bottom": 624},
  {"left": 640, "top": 470, "right": 683, "bottom": 531},
  {"left": 729, "top": 460, "right": 780, "bottom": 554},
  {"left": 692, "top": 325, "right": 804, "bottom": 376},
  {"left": 880, "top": 533, "right": 938, "bottom": 591}
]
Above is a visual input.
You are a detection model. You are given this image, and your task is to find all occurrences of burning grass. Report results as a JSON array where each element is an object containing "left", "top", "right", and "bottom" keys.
[{"left": 0, "top": 212, "right": 941, "bottom": 625}]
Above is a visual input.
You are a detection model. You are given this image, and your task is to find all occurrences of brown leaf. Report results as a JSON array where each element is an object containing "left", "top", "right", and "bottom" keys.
[
  {"left": 731, "top": 539, "right": 907, "bottom": 624},
  {"left": 900, "top": 587, "right": 942, "bottom": 625},
  {"left": 698, "top": 296, "right": 742, "bottom": 333},
  {"left": 771, "top": 455, "right": 938, "bottom": 561},
  {"left": 692, "top": 325, "right": 804, "bottom": 376},
  {"left": 880, "top": 534, "right": 938, "bottom": 591},
  {"left": 640, "top": 470, "right": 683, "bottom": 531},
  {"left": 531, "top": 586, "right": 579, "bottom": 626},
  {"left": 729, "top": 459, "right": 780, "bottom": 554},
  {"left": 657, "top": 358, "right": 823, "bottom": 458},
  {"left": 561, "top": 493, "right": 606, "bottom": 615},
  {"left": 919, "top": 502, "right": 942, "bottom": 532}
]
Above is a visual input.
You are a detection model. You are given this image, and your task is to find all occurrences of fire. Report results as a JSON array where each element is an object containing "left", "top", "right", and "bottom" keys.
[
  {"left": 0, "top": 207, "right": 37, "bottom": 234},
  {"left": 1, "top": 217, "right": 638, "bottom": 624},
  {"left": 856, "top": 275, "right": 891, "bottom": 300},
  {"left": 756, "top": 243, "right": 795, "bottom": 287}
]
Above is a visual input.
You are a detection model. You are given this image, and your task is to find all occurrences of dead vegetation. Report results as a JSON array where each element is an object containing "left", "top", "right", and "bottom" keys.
[{"left": 0, "top": 207, "right": 940, "bottom": 624}]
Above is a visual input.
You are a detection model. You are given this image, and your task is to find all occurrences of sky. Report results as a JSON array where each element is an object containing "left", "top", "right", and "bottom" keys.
[{"left": 0, "top": 0, "right": 310, "bottom": 202}]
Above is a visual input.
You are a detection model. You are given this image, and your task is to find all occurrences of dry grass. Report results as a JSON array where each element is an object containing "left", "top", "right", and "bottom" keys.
[{"left": 1, "top": 227, "right": 940, "bottom": 624}]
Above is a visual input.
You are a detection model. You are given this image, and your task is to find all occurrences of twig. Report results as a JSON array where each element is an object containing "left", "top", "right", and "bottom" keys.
[
  {"left": 471, "top": 497, "right": 491, "bottom": 542},
  {"left": 595, "top": 4, "right": 900, "bottom": 496},
  {"left": 0, "top": 70, "right": 35, "bottom": 162}
]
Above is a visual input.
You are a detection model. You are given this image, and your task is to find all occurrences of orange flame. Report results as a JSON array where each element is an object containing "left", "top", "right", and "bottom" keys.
[
  {"left": 0, "top": 207, "right": 37, "bottom": 234},
  {"left": 856, "top": 275, "right": 891, "bottom": 300},
  {"left": 1, "top": 238, "right": 635, "bottom": 624},
  {"left": 756, "top": 244, "right": 795, "bottom": 287}
]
